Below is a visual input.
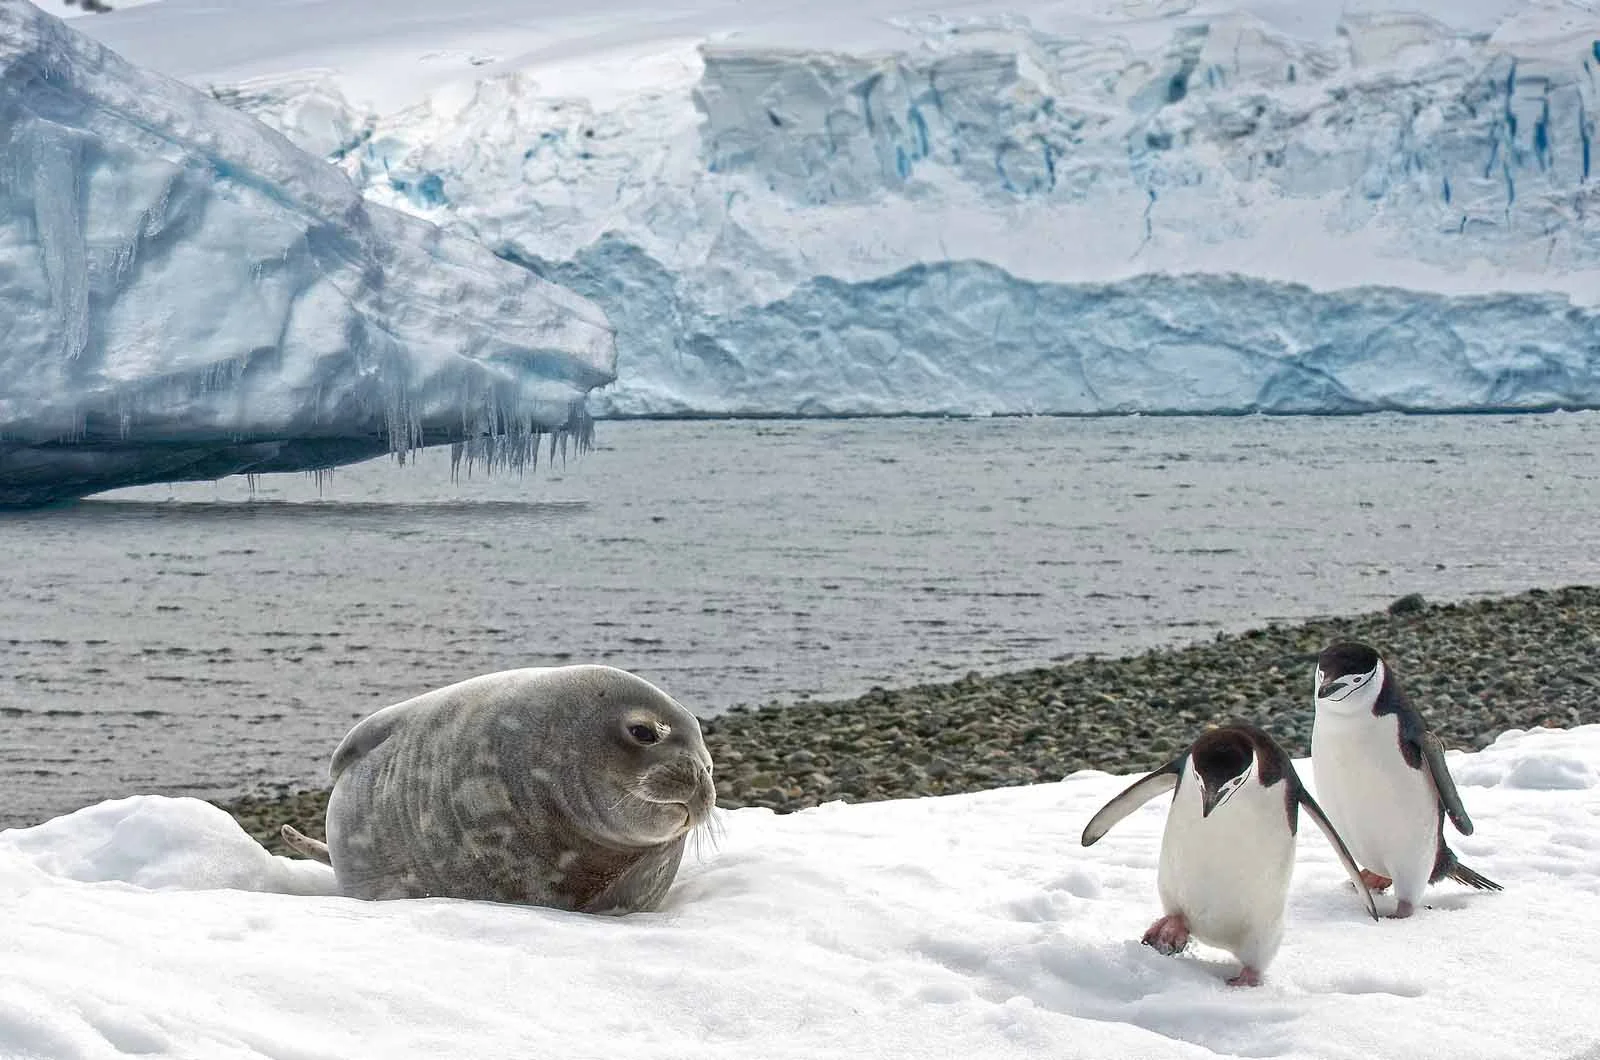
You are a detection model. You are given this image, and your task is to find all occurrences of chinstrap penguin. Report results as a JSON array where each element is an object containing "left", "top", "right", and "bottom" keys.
[
  {"left": 1311, "top": 641, "right": 1502, "bottom": 919},
  {"left": 1082, "top": 723, "right": 1378, "bottom": 987}
]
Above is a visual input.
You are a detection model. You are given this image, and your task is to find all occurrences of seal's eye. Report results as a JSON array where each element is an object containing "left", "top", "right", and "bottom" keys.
[{"left": 627, "top": 723, "right": 660, "bottom": 745}]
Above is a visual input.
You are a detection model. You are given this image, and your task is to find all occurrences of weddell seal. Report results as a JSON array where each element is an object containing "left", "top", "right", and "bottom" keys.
[{"left": 279, "top": 665, "right": 715, "bottom": 914}]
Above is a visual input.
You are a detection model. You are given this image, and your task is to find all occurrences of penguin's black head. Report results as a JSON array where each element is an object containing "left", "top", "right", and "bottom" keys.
[
  {"left": 1190, "top": 728, "right": 1255, "bottom": 818},
  {"left": 1315, "top": 641, "right": 1382, "bottom": 703}
]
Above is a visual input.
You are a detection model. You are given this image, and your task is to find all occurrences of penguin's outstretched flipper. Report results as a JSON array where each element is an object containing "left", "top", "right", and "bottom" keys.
[
  {"left": 1295, "top": 787, "right": 1380, "bottom": 920},
  {"left": 1081, "top": 757, "right": 1183, "bottom": 846}
]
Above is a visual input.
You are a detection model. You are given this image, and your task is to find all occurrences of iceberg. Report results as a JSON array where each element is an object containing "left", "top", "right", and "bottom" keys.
[
  {"left": 0, "top": 0, "right": 617, "bottom": 508},
  {"left": 78, "top": 0, "right": 1599, "bottom": 419}
]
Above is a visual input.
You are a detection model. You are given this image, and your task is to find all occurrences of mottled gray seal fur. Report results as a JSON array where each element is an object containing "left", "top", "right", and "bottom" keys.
[{"left": 282, "top": 664, "right": 715, "bottom": 914}]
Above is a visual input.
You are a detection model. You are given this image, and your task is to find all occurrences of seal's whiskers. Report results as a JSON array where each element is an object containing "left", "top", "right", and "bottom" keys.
[
  {"left": 692, "top": 807, "right": 727, "bottom": 855},
  {"left": 606, "top": 775, "right": 651, "bottom": 813}
]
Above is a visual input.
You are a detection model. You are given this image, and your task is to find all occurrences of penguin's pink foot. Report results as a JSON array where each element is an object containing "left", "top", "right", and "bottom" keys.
[
  {"left": 1389, "top": 899, "right": 1415, "bottom": 919},
  {"left": 1227, "top": 967, "right": 1263, "bottom": 988},
  {"left": 1141, "top": 914, "right": 1190, "bottom": 955},
  {"left": 1360, "top": 870, "right": 1393, "bottom": 892}
]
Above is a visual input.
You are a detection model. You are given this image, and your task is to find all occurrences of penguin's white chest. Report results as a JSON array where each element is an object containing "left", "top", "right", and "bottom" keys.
[
  {"left": 1158, "top": 777, "right": 1294, "bottom": 962},
  {"left": 1311, "top": 708, "right": 1437, "bottom": 875}
]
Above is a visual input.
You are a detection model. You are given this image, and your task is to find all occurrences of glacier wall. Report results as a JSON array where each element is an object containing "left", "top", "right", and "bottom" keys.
[
  {"left": 254, "top": 3, "right": 1597, "bottom": 418},
  {"left": 0, "top": 1, "right": 616, "bottom": 507},
  {"left": 517, "top": 239, "right": 1600, "bottom": 416},
  {"left": 687, "top": 18, "right": 1599, "bottom": 266},
  {"left": 65, "top": 2, "right": 1600, "bottom": 420}
]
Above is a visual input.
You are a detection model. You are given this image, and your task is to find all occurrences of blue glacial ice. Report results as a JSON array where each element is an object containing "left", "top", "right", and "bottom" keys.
[
  {"left": 199, "top": 3, "right": 1599, "bottom": 419},
  {"left": 0, "top": 1, "right": 616, "bottom": 507},
  {"left": 518, "top": 239, "right": 1600, "bottom": 416}
]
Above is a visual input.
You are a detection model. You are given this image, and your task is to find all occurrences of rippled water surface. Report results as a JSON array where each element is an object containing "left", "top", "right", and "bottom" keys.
[{"left": 4, "top": 413, "right": 1599, "bottom": 826}]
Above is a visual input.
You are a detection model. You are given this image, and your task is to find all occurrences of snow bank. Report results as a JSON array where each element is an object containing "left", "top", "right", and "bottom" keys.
[
  {"left": 3, "top": 724, "right": 1598, "bottom": 1059},
  {"left": 0, "top": 796, "right": 335, "bottom": 894},
  {"left": 0, "top": 0, "right": 616, "bottom": 507},
  {"left": 83, "top": 0, "right": 1600, "bottom": 418}
]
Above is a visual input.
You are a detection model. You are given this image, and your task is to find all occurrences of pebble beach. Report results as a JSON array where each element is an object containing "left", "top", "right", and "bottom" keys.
[{"left": 227, "top": 585, "right": 1599, "bottom": 854}]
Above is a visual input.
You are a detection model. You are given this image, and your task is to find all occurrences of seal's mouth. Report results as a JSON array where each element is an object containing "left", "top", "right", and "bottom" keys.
[
  {"left": 684, "top": 773, "right": 715, "bottom": 827},
  {"left": 637, "top": 762, "right": 715, "bottom": 832},
  {"left": 677, "top": 771, "right": 716, "bottom": 829}
]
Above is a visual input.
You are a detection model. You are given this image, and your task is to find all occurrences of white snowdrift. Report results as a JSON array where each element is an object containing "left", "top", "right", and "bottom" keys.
[
  {"left": 2, "top": 723, "right": 1597, "bottom": 1059},
  {"left": 0, "top": 0, "right": 616, "bottom": 507},
  {"left": 81, "top": 0, "right": 1600, "bottom": 418}
]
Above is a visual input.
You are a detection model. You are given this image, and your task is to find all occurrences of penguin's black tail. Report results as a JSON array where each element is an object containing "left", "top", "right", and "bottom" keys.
[
  {"left": 1445, "top": 860, "right": 1503, "bottom": 892},
  {"left": 1433, "top": 843, "right": 1503, "bottom": 891}
]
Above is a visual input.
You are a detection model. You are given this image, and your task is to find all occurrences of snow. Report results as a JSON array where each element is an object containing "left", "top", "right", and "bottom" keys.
[
  {"left": 74, "top": 0, "right": 1600, "bottom": 418},
  {"left": 3, "top": 724, "right": 1599, "bottom": 1059},
  {"left": 0, "top": 1, "right": 616, "bottom": 507}
]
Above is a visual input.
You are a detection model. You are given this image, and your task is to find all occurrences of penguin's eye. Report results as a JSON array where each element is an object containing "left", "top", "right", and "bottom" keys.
[{"left": 627, "top": 723, "right": 661, "bottom": 745}]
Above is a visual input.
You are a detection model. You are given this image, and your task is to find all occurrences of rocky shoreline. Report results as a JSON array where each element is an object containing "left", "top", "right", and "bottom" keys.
[{"left": 226, "top": 586, "right": 1599, "bottom": 855}]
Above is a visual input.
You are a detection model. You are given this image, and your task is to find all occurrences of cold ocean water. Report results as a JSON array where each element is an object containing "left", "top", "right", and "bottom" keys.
[{"left": 3, "top": 412, "right": 1599, "bottom": 826}]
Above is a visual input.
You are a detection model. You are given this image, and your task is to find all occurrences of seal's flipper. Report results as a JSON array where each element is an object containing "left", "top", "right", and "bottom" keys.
[
  {"left": 1421, "top": 732, "right": 1474, "bottom": 836},
  {"left": 329, "top": 701, "right": 410, "bottom": 782},
  {"left": 281, "top": 824, "right": 333, "bottom": 865},
  {"left": 1081, "top": 757, "right": 1184, "bottom": 846},
  {"left": 1297, "top": 790, "right": 1380, "bottom": 920}
]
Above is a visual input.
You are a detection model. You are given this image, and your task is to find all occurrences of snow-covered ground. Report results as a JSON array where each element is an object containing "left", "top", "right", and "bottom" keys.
[
  {"left": 76, "top": 0, "right": 1600, "bottom": 417},
  {"left": 2, "top": 723, "right": 1596, "bottom": 1059},
  {"left": 0, "top": 1, "right": 615, "bottom": 506}
]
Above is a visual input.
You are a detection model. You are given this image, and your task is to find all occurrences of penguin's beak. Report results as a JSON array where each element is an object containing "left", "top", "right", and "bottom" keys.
[
  {"left": 1200, "top": 782, "right": 1225, "bottom": 819},
  {"left": 1318, "top": 674, "right": 1356, "bottom": 700}
]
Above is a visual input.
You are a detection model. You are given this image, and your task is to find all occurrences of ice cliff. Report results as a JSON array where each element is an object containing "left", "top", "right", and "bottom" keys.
[
  {"left": 125, "top": 0, "right": 1598, "bottom": 418},
  {"left": 0, "top": 1, "right": 616, "bottom": 507}
]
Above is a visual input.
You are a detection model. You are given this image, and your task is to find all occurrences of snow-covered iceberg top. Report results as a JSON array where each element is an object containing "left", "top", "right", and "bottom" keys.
[
  {"left": 83, "top": 0, "right": 1600, "bottom": 419},
  {"left": 0, "top": 0, "right": 616, "bottom": 507},
  {"left": 1, "top": 723, "right": 1596, "bottom": 1058}
]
